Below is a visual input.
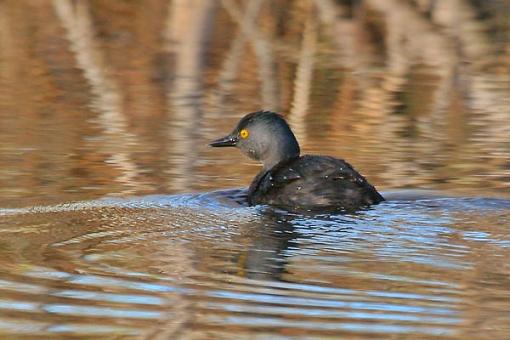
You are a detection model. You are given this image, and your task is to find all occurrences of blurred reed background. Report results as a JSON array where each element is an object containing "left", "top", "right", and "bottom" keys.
[{"left": 0, "top": 0, "right": 509, "bottom": 207}]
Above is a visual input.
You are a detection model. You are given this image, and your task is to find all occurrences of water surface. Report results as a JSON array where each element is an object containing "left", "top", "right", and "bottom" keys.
[
  {"left": 0, "top": 0, "right": 509, "bottom": 338},
  {"left": 0, "top": 192, "right": 509, "bottom": 338}
]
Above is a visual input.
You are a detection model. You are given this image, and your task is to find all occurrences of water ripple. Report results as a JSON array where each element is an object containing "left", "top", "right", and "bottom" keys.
[{"left": 0, "top": 191, "right": 508, "bottom": 337}]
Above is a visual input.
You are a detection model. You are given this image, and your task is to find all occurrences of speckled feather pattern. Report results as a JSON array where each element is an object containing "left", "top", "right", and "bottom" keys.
[{"left": 248, "top": 155, "right": 384, "bottom": 212}]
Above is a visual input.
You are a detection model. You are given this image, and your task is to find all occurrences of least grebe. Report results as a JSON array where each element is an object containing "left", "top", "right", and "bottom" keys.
[{"left": 210, "top": 111, "right": 384, "bottom": 212}]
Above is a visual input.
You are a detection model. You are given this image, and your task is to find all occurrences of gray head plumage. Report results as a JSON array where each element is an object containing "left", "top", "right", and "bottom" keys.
[{"left": 210, "top": 111, "right": 300, "bottom": 169}]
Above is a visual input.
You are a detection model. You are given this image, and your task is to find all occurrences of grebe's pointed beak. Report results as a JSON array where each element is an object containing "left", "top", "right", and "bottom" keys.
[{"left": 209, "top": 134, "right": 238, "bottom": 147}]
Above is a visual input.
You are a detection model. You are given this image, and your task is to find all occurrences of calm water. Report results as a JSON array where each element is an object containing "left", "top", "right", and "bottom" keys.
[{"left": 1, "top": 0, "right": 510, "bottom": 338}]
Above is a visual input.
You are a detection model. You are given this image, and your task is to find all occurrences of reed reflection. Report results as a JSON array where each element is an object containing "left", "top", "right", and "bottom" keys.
[{"left": 0, "top": 0, "right": 508, "bottom": 203}]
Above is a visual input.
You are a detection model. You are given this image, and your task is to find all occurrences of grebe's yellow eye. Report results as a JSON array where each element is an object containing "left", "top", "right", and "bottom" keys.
[{"left": 239, "top": 129, "right": 249, "bottom": 139}]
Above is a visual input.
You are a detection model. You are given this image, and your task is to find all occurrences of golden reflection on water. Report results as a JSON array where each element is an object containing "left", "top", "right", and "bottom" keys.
[
  {"left": 0, "top": 0, "right": 508, "bottom": 207},
  {"left": 0, "top": 0, "right": 509, "bottom": 338}
]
